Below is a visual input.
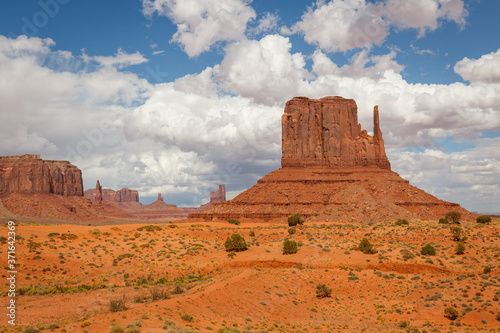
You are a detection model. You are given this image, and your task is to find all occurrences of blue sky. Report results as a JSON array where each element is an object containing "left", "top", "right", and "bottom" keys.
[{"left": 0, "top": 0, "right": 499, "bottom": 213}]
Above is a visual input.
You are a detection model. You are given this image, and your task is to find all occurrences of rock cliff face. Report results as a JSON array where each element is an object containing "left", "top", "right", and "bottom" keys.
[
  {"left": 190, "top": 96, "right": 473, "bottom": 222},
  {"left": 0, "top": 155, "right": 83, "bottom": 196},
  {"left": 84, "top": 183, "right": 139, "bottom": 203},
  {"left": 282, "top": 97, "right": 390, "bottom": 169}
]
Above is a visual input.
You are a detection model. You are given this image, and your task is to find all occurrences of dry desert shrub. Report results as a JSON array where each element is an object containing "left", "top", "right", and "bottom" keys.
[
  {"left": 444, "top": 307, "right": 459, "bottom": 320},
  {"left": 149, "top": 285, "right": 169, "bottom": 300},
  {"left": 445, "top": 211, "right": 461, "bottom": 224},
  {"left": 358, "top": 238, "right": 377, "bottom": 254},
  {"left": 282, "top": 239, "right": 298, "bottom": 254},
  {"left": 455, "top": 241, "right": 465, "bottom": 255},
  {"left": 476, "top": 215, "right": 492, "bottom": 224},
  {"left": 287, "top": 214, "right": 304, "bottom": 226},
  {"left": 421, "top": 243, "right": 436, "bottom": 256},
  {"left": 395, "top": 219, "right": 409, "bottom": 226},
  {"left": 224, "top": 234, "right": 248, "bottom": 252},
  {"left": 316, "top": 284, "right": 332, "bottom": 298},
  {"left": 227, "top": 218, "right": 240, "bottom": 225},
  {"left": 109, "top": 295, "right": 127, "bottom": 312}
]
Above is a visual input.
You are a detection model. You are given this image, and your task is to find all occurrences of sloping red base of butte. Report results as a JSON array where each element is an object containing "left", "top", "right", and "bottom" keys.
[{"left": 190, "top": 166, "right": 473, "bottom": 222}]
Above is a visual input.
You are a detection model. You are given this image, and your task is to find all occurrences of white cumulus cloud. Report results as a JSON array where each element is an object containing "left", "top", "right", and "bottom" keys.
[
  {"left": 454, "top": 49, "right": 500, "bottom": 83},
  {"left": 142, "top": 0, "right": 256, "bottom": 57},
  {"left": 287, "top": 0, "right": 468, "bottom": 52},
  {"left": 216, "top": 34, "right": 311, "bottom": 105}
]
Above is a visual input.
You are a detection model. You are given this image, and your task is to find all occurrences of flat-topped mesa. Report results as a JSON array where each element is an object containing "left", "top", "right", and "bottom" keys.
[
  {"left": 0, "top": 154, "right": 83, "bottom": 196},
  {"left": 281, "top": 96, "right": 390, "bottom": 169}
]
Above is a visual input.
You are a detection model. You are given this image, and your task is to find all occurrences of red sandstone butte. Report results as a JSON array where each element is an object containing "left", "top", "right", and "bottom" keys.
[
  {"left": 0, "top": 154, "right": 83, "bottom": 196},
  {"left": 190, "top": 96, "right": 474, "bottom": 222},
  {"left": 282, "top": 96, "right": 390, "bottom": 169}
]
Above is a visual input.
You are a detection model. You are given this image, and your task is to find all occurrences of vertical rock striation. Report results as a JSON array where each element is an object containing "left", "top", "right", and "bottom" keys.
[
  {"left": 0, "top": 154, "right": 83, "bottom": 196},
  {"left": 281, "top": 97, "right": 390, "bottom": 169},
  {"left": 210, "top": 184, "right": 226, "bottom": 203}
]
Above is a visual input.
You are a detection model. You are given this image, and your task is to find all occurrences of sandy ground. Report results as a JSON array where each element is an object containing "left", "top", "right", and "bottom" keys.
[{"left": 0, "top": 218, "right": 499, "bottom": 332}]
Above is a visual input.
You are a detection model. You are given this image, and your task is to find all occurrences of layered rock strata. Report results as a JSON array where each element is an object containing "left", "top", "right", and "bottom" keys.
[
  {"left": 0, "top": 154, "right": 83, "bottom": 196},
  {"left": 190, "top": 97, "right": 473, "bottom": 222}
]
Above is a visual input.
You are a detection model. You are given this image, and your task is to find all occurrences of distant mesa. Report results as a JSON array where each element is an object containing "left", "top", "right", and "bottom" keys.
[
  {"left": 0, "top": 155, "right": 129, "bottom": 221},
  {"left": 190, "top": 96, "right": 474, "bottom": 222},
  {"left": 84, "top": 181, "right": 139, "bottom": 204},
  {"left": 0, "top": 154, "right": 226, "bottom": 221}
]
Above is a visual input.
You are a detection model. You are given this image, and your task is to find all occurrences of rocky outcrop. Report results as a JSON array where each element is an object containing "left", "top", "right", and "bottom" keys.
[
  {"left": 190, "top": 96, "right": 473, "bottom": 222},
  {"left": 0, "top": 154, "right": 83, "bottom": 196},
  {"left": 281, "top": 97, "right": 390, "bottom": 169},
  {"left": 95, "top": 180, "right": 103, "bottom": 204},
  {"left": 84, "top": 183, "right": 139, "bottom": 203},
  {"left": 210, "top": 185, "right": 226, "bottom": 203}
]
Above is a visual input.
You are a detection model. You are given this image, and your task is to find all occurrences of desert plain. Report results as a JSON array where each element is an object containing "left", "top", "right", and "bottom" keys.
[{"left": 1, "top": 215, "right": 499, "bottom": 333}]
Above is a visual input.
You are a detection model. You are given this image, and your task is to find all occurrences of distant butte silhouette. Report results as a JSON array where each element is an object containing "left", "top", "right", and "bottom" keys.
[{"left": 190, "top": 96, "right": 474, "bottom": 222}]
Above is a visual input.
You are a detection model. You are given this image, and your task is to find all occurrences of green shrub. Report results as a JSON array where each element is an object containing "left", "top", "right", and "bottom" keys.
[
  {"left": 288, "top": 227, "right": 296, "bottom": 235},
  {"left": 109, "top": 296, "right": 127, "bottom": 312},
  {"left": 476, "top": 215, "right": 492, "bottom": 224},
  {"left": 358, "top": 238, "right": 377, "bottom": 254},
  {"left": 496, "top": 312, "right": 500, "bottom": 321},
  {"left": 180, "top": 312, "right": 193, "bottom": 322},
  {"left": 288, "top": 214, "right": 304, "bottom": 227},
  {"left": 445, "top": 211, "right": 461, "bottom": 224},
  {"left": 227, "top": 218, "right": 240, "bottom": 225},
  {"left": 218, "top": 328, "right": 241, "bottom": 333},
  {"left": 455, "top": 241, "right": 465, "bottom": 255},
  {"left": 23, "top": 327, "right": 39, "bottom": 333},
  {"left": 316, "top": 284, "right": 332, "bottom": 298},
  {"left": 224, "top": 234, "right": 247, "bottom": 252},
  {"left": 444, "top": 307, "right": 459, "bottom": 320},
  {"left": 249, "top": 230, "right": 255, "bottom": 237},
  {"left": 282, "top": 239, "right": 298, "bottom": 255},
  {"left": 450, "top": 226, "right": 465, "bottom": 241},
  {"left": 438, "top": 218, "right": 449, "bottom": 224},
  {"left": 140, "top": 225, "right": 162, "bottom": 232},
  {"left": 421, "top": 244, "right": 436, "bottom": 256},
  {"left": 483, "top": 266, "right": 492, "bottom": 274},
  {"left": 395, "top": 219, "right": 409, "bottom": 226}
]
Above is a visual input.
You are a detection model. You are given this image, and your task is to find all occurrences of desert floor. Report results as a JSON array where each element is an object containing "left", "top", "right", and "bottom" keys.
[{"left": 1, "top": 218, "right": 499, "bottom": 333}]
